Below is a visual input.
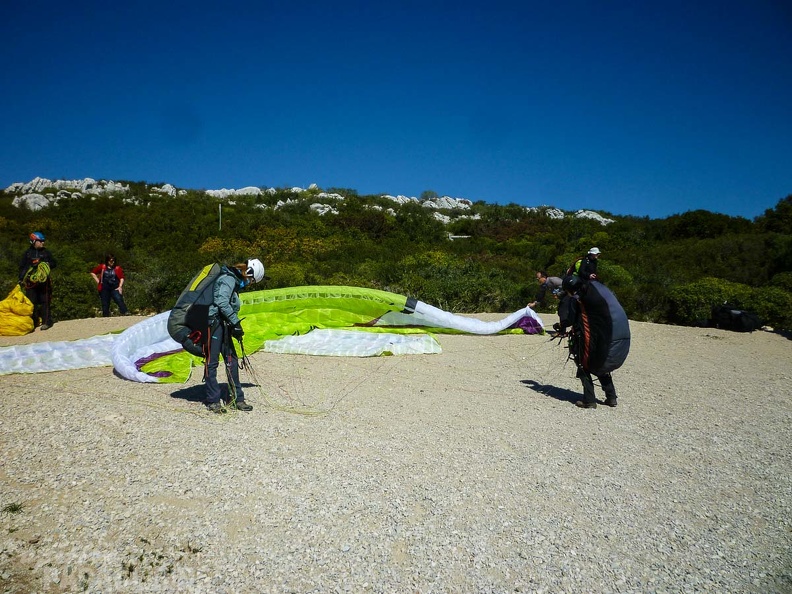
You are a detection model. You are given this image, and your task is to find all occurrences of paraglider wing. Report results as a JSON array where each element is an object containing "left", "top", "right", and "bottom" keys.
[
  {"left": 0, "top": 285, "right": 35, "bottom": 336},
  {"left": 0, "top": 286, "right": 544, "bottom": 383}
]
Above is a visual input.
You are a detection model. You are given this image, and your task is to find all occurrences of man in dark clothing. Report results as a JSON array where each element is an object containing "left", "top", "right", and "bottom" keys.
[
  {"left": 566, "top": 247, "right": 601, "bottom": 281},
  {"left": 555, "top": 274, "right": 630, "bottom": 409},
  {"left": 18, "top": 232, "right": 57, "bottom": 330},
  {"left": 527, "top": 271, "right": 563, "bottom": 309}
]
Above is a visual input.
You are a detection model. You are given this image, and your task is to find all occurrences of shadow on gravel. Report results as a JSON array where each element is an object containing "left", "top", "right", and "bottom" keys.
[
  {"left": 520, "top": 379, "right": 580, "bottom": 403},
  {"left": 170, "top": 385, "right": 206, "bottom": 402},
  {"left": 775, "top": 329, "right": 792, "bottom": 341},
  {"left": 169, "top": 382, "right": 259, "bottom": 403}
]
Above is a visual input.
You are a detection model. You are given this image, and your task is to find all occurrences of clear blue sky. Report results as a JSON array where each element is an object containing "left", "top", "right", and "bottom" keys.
[{"left": 1, "top": 0, "right": 790, "bottom": 219}]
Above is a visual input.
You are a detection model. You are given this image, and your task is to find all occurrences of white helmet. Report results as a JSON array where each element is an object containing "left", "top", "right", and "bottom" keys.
[
  {"left": 246, "top": 258, "right": 265, "bottom": 283},
  {"left": 588, "top": 247, "right": 601, "bottom": 255}
]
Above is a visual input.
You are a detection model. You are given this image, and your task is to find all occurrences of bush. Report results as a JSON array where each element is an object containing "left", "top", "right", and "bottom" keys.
[
  {"left": 770, "top": 271, "right": 792, "bottom": 292},
  {"left": 668, "top": 277, "right": 792, "bottom": 331},
  {"left": 668, "top": 278, "right": 753, "bottom": 326},
  {"left": 52, "top": 271, "right": 98, "bottom": 320},
  {"left": 746, "top": 287, "right": 792, "bottom": 331},
  {"left": 394, "top": 253, "right": 520, "bottom": 312},
  {"left": 266, "top": 262, "right": 307, "bottom": 288}
]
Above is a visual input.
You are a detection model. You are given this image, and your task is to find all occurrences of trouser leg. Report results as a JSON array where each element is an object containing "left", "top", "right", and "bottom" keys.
[
  {"left": 205, "top": 323, "right": 224, "bottom": 404},
  {"left": 221, "top": 324, "right": 244, "bottom": 402},
  {"left": 205, "top": 323, "right": 244, "bottom": 403},
  {"left": 598, "top": 373, "right": 617, "bottom": 401},
  {"left": 577, "top": 367, "right": 597, "bottom": 404},
  {"left": 100, "top": 289, "right": 111, "bottom": 317},
  {"left": 42, "top": 283, "right": 53, "bottom": 326},
  {"left": 111, "top": 289, "right": 129, "bottom": 314},
  {"left": 226, "top": 348, "right": 244, "bottom": 402},
  {"left": 26, "top": 287, "right": 41, "bottom": 326}
]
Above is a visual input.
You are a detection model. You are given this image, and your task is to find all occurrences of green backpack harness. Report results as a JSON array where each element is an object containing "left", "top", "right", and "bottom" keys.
[{"left": 167, "top": 263, "right": 225, "bottom": 357}]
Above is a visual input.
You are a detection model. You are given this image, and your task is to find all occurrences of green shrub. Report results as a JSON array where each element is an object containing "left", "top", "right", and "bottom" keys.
[
  {"left": 266, "top": 262, "right": 307, "bottom": 288},
  {"left": 668, "top": 278, "right": 792, "bottom": 330},
  {"left": 52, "top": 271, "right": 98, "bottom": 320},
  {"left": 394, "top": 254, "right": 520, "bottom": 312},
  {"left": 746, "top": 287, "right": 792, "bottom": 331},
  {"left": 770, "top": 271, "right": 792, "bottom": 292},
  {"left": 668, "top": 277, "right": 753, "bottom": 325}
]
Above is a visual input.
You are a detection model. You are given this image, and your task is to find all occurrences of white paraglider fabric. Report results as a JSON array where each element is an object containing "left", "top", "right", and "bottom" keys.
[
  {"left": 0, "top": 334, "right": 118, "bottom": 375},
  {"left": 377, "top": 303, "right": 540, "bottom": 334},
  {"left": 110, "top": 312, "right": 180, "bottom": 383},
  {"left": 265, "top": 329, "right": 442, "bottom": 356}
]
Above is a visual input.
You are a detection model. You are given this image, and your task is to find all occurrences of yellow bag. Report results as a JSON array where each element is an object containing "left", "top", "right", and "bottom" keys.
[{"left": 0, "top": 285, "right": 35, "bottom": 336}]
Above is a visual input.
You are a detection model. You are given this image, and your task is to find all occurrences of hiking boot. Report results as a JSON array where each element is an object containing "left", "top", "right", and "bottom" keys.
[
  {"left": 206, "top": 402, "right": 225, "bottom": 413},
  {"left": 603, "top": 398, "right": 618, "bottom": 407},
  {"left": 575, "top": 400, "right": 597, "bottom": 409},
  {"left": 232, "top": 400, "right": 253, "bottom": 412},
  {"left": 40, "top": 324, "right": 51, "bottom": 331}
]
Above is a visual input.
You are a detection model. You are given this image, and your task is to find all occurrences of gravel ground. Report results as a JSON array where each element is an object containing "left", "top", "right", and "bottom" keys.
[{"left": 1, "top": 314, "right": 790, "bottom": 593}]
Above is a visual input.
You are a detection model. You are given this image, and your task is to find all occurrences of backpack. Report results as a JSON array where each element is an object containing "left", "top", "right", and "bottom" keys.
[
  {"left": 710, "top": 304, "right": 763, "bottom": 333},
  {"left": 167, "top": 263, "right": 225, "bottom": 356},
  {"left": 565, "top": 258, "right": 582, "bottom": 277}
]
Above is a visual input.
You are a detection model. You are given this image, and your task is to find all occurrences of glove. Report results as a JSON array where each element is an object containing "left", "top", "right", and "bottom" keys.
[{"left": 231, "top": 322, "right": 244, "bottom": 339}]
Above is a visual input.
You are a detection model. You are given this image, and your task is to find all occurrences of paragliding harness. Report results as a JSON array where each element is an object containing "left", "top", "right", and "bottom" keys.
[
  {"left": 565, "top": 258, "right": 583, "bottom": 278},
  {"left": 548, "top": 323, "right": 583, "bottom": 370},
  {"left": 167, "top": 263, "right": 226, "bottom": 357},
  {"left": 21, "top": 261, "right": 53, "bottom": 328},
  {"left": 214, "top": 317, "right": 253, "bottom": 407},
  {"left": 22, "top": 261, "right": 51, "bottom": 288}
]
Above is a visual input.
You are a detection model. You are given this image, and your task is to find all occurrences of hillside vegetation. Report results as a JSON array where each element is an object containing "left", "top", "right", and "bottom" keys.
[{"left": 1, "top": 183, "right": 790, "bottom": 331}]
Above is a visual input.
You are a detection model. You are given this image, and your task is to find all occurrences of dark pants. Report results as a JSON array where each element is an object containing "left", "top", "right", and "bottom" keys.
[
  {"left": 99, "top": 287, "right": 128, "bottom": 316},
  {"left": 577, "top": 368, "right": 617, "bottom": 404},
  {"left": 205, "top": 322, "right": 244, "bottom": 404},
  {"left": 25, "top": 282, "right": 53, "bottom": 327}
]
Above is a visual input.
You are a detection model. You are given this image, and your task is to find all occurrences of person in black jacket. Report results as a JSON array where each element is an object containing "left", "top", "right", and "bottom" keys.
[
  {"left": 555, "top": 274, "right": 630, "bottom": 409},
  {"left": 566, "top": 247, "right": 601, "bottom": 281},
  {"left": 18, "top": 231, "right": 57, "bottom": 330}
]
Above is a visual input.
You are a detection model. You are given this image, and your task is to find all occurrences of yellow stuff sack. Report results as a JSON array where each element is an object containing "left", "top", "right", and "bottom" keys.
[{"left": 0, "top": 285, "right": 35, "bottom": 336}]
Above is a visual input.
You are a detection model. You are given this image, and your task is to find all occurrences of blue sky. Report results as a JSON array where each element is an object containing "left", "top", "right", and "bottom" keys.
[{"left": 1, "top": 1, "right": 790, "bottom": 220}]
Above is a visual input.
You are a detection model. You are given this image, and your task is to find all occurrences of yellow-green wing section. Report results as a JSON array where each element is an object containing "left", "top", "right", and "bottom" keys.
[
  {"left": 139, "top": 286, "right": 408, "bottom": 382},
  {"left": 239, "top": 285, "right": 409, "bottom": 353}
]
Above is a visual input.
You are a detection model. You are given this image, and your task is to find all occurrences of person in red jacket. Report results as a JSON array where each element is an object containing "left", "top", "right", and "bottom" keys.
[{"left": 90, "top": 254, "right": 130, "bottom": 317}]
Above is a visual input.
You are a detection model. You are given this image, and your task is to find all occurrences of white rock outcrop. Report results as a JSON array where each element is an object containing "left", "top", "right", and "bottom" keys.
[
  {"left": 544, "top": 208, "right": 566, "bottom": 220},
  {"left": 151, "top": 184, "right": 177, "bottom": 197},
  {"left": 422, "top": 196, "right": 473, "bottom": 210},
  {"left": 310, "top": 203, "right": 338, "bottom": 216},
  {"left": 5, "top": 177, "right": 130, "bottom": 196},
  {"left": 205, "top": 187, "right": 262, "bottom": 199},
  {"left": 382, "top": 194, "right": 419, "bottom": 205},
  {"left": 4, "top": 177, "right": 614, "bottom": 225},
  {"left": 574, "top": 210, "right": 614, "bottom": 225},
  {"left": 12, "top": 193, "right": 50, "bottom": 211}
]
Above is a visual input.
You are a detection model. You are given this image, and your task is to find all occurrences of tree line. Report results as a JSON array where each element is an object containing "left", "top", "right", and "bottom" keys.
[{"left": 1, "top": 184, "right": 790, "bottom": 331}]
